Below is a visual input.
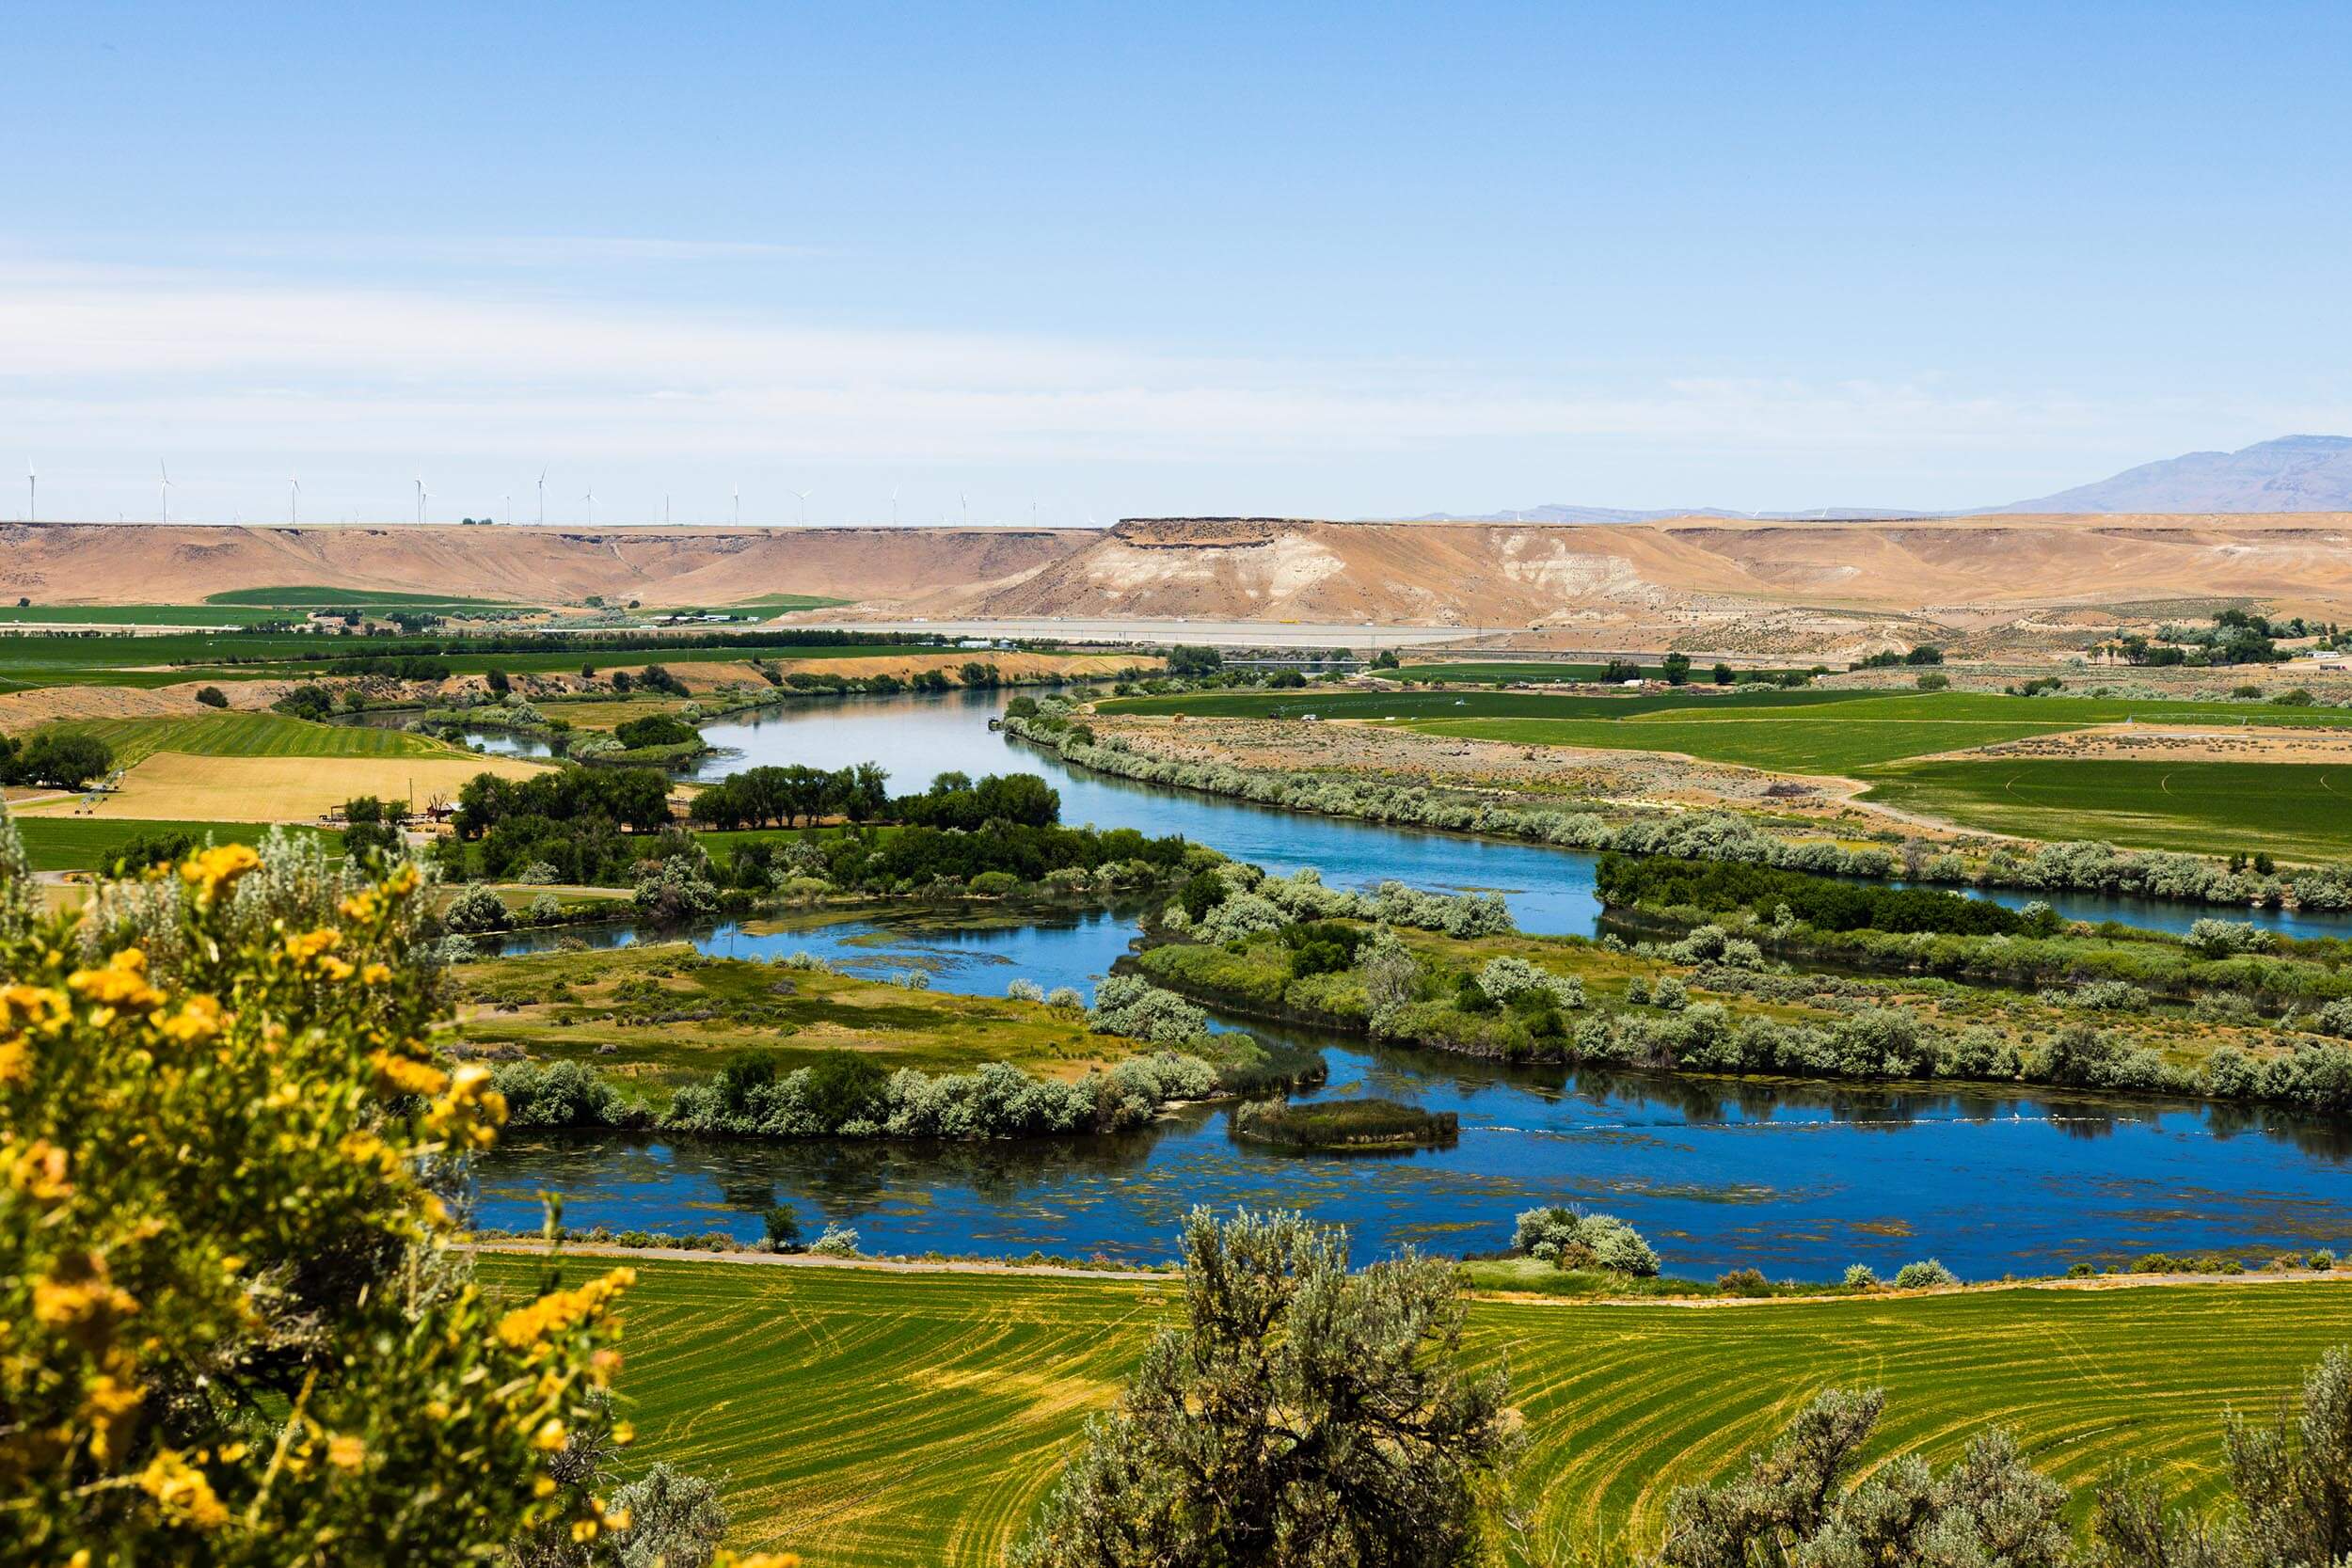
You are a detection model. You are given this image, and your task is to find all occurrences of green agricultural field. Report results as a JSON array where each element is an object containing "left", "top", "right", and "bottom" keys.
[
  {"left": 705, "top": 593, "right": 851, "bottom": 611},
  {"left": 470, "top": 1254, "right": 2352, "bottom": 1567},
  {"left": 203, "top": 585, "right": 526, "bottom": 607},
  {"left": 43, "top": 712, "right": 457, "bottom": 767},
  {"left": 0, "top": 604, "right": 285, "bottom": 627},
  {"left": 9, "top": 816, "right": 342, "bottom": 871},
  {"left": 1101, "top": 686, "right": 1883, "bottom": 721},
  {"left": 1410, "top": 692, "right": 2352, "bottom": 774},
  {"left": 1389, "top": 660, "right": 1768, "bottom": 684},
  {"left": 1862, "top": 757, "right": 2352, "bottom": 861},
  {"left": 1108, "top": 686, "right": 2352, "bottom": 777},
  {"left": 0, "top": 629, "right": 948, "bottom": 689}
]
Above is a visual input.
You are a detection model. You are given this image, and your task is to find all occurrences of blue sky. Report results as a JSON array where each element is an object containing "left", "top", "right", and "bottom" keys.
[{"left": 7, "top": 1, "right": 2350, "bottom": 526}]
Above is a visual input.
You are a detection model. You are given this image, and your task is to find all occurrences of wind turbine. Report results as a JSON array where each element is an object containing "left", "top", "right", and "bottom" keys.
[
  {"left": 960, "top": 492, "right": 969, "bottom": 528},
  {"left": 890, "top": 483, "right": 898, "bottom": 527},
  {"left": 25, "top": 462, "right": 33, "bottom": 524},
  {"left": 732, "top": 484, "right": 740, "bottom": 528},
  {"left": 664, "top": 493, "right": 671, "bottom": 527},
  {"left": 159, "top": 462, "right": 170, "bottom": 524},
  {"left": 789, "top": 489, "right": 810, "bottom": 526},
  {"left": 290, "top": 475, "right": 300, "bottom": 525},
  {"left": 414, "top": 475, "right": 424, "bottom": 526},
  {"left": 584, "top": 490, "right": 594, "bottom": 526},
  {"left": 537, "top": 467, "right": 548, "bottom": 526}
]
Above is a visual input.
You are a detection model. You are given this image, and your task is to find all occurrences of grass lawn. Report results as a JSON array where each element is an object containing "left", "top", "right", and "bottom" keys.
[
  {"left": 469, "top": 1254, "right": 2352, "bottom": 1567},
  {"left": 43, "top": 712, "right": 459, "bottom": 766},
  {"left": 1860, "top": 758, "right": 2352, "bottom": 861},
  {"left": 10, "top": 816, "right": 343, "bottom": 870},
  {"left": 453, "top": 942, "right": 1132, "bottom": 1093}
]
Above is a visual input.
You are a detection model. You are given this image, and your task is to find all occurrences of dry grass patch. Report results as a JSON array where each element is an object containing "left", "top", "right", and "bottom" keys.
[{"left": 13, "top": 750, "right": 545, "bottom": 822}]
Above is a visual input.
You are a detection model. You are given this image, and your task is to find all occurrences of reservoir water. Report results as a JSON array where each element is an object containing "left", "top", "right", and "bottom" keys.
[{"left": 474, "top": 690, "right": 2352, "bottom": 1276}]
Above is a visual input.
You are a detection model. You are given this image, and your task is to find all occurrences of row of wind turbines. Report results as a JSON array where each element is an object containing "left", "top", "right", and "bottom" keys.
[{"left": 17, "top": 467, "right": 1009, "bottom": 529}]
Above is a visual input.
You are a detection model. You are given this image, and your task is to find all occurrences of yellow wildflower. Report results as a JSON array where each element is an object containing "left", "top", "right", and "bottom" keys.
[
  {"left": 361, "top": 961, "right": 392, "bottom": 985},
  {"left": 370, "top": 1048, "right": 450, "bottom": 1098},
  {"left": 138, "top": 1450, "right": 230, "bottom": 1529},
  {"left": 532, "top": 1418, "right": 568, "bottom": 1451},
  {"left": 496, "top": 1267, "right": 636, "bottom": 1350},
  {"left": 82, "top": 1374, "right": 146, "bottom": 1461},
  {"left": 284, "top": 927, "right": 341, "bottom": 960},
  {"left": 7, "top": 1139, "right": 72, "bottom": 1200},
  {"left": 155, "top": 993, "right": 225, "bottom": 1047},
  {"left": 601, "top": 1505, "right": 633, "bottom": 1531},
  {"left": 427, "top": 1062, "right": 509, "bottom": 1149},
  {"left": 68, "top": 949, "right": 166, "bottom": 1011},
  {"left": 181, "top": 843, "right": 262, "bottom": 905},
  {"left": 1, "top": 981, "right": 69, "bottom": 1030},
  {"left": 326, "top": 1433, "right": 366, "bottom": 1470},
  {"left": 570, "top": 1520, "right": 599, "bottom": 1544},
  {"left": 33, "top": 1254, "right": 140, "bottom": 1334}
]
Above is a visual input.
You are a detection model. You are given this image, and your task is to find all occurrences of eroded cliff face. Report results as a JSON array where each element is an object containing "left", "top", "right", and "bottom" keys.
[{"left": 958, "top": 513, "right": 2352, "bottom": 633}]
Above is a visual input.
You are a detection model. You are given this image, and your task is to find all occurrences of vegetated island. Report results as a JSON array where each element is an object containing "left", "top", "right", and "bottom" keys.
[{"left": 1231, "top": 1096, "right": 1458, "bottom": 1149}]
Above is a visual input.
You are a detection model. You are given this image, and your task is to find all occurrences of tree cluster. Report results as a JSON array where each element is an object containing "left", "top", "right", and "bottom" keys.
[
  {"left": 0, "top": 727, "right": 115, "bottom": 790},
  {"left": 687, "top": 763, "right": 890, "bottom": 830}
]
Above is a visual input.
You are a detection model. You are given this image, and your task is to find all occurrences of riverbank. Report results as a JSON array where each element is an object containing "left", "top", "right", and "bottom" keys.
[
  {"left": 465, "top": 1238, "right": 2351, "bottom": 1304},
  {"left": 1005, "top": 703, "right": 2352, "bottom": 915}
]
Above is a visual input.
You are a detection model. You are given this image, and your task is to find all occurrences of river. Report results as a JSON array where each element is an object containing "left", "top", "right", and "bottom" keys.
[{"left": 472, "top": 690, "right": 2352, "bottom": 1275}]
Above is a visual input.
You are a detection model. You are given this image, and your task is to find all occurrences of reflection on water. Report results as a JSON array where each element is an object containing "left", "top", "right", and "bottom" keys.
[
  {"left": 686, "top": 690, "right": 2352, "bottom": 940},
  {"left": 476, "top": 1040, "right": 2352, "bottom": 1278},
  {"left": 469, "top": 690, "right": 2352, "bottom": 1275}
]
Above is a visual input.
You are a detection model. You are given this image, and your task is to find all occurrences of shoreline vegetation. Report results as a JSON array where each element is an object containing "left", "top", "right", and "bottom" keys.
[
  {"left": 461, "top": 1236, "right": 2352, "bottom": 1302},
  {"left": 1001, "top": 700, "right": 2352, "bottom": 911},
  {"left": 1230, "top": 1096, "right": 1458, "bottom": 1149},
  {"left": 1126, "top": 879, "right": 2352, "bottom": 1115}
]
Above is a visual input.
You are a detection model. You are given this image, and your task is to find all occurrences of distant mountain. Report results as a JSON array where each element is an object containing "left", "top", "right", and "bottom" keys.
[
  {"left": 1988, "top": 435, "right": 2352, "bottom": 515},
  {"left": 1406, "top": 435, "right": 2352, "bottom": 522}
]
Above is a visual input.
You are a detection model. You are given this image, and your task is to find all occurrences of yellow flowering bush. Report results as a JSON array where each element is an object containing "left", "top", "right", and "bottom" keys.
[{"left": 0, "top": 823, "right": 677, "bottom": 1565}]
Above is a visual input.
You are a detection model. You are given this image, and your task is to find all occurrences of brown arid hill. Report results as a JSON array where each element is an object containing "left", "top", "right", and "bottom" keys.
[
  {"left": 11, "top": 515, "right": 2352, "bottom": 656},
  {"left": 0, "top": 522, "right": 1091, "bottom": 608},
  {"left": 949, "top": 514, "right": 2352, "bottom": 651}
]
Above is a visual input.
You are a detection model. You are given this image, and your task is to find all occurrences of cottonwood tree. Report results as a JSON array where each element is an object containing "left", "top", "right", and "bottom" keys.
[
  {"left": 1010, "top": 1207, "right": 1512, "bottom": 1568},
  {"left": 1660, "top": 1387, "right": 2071, "bottom": 1568}
]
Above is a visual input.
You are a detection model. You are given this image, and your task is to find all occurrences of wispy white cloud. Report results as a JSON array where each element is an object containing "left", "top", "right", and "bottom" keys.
[{"left": 0, "top": 254, "right": 2313, "bottom": 518}]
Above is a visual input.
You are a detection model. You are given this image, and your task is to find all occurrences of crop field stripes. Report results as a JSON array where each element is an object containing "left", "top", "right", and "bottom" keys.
[
  {"left": 48, "top": 713, "right": 457, "bottom": 766},
  {"left": 473, "top": 1255, "right": 2352, "bottom": 1567}
]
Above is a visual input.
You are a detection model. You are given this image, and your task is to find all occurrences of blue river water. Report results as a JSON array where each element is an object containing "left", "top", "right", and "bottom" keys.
[{"left": 472, "top": 691, "right": 2352, "bottom": 1276}]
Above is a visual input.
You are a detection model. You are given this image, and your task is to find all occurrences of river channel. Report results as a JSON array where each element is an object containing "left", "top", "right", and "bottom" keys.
[{"left": 472, "top": 690, "right": 2352, "bottom": 1275}]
